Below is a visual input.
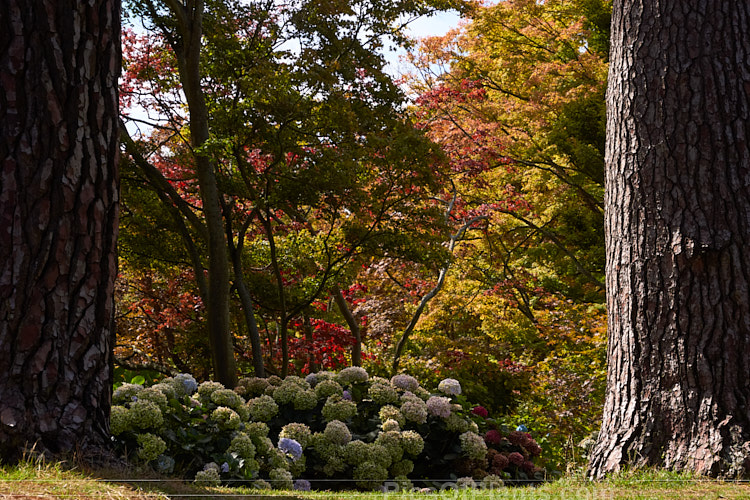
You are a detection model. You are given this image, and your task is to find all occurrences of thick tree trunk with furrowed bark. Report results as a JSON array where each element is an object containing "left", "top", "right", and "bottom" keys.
[
  {"left": 589, "top": 1, "right": 750, "bottom": 478},
  {"left": 0, "top": 0, "right": 120, "bottom": 460}
]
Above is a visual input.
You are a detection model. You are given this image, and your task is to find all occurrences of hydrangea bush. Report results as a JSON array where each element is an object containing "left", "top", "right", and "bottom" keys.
[{"left": 110, "top": 369, "right": 544, "bottom": 490}]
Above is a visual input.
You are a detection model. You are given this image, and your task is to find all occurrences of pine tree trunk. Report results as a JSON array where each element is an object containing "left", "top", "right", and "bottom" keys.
[
  {"left": 589, "top": 1, "right": 750, "bottom": 478},
  {"left": 0, "top": 0, "right": 120, "bottom": 459}
]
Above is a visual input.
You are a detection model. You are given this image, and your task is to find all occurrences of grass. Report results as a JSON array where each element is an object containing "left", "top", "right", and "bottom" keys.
[{"left": 1, "top": 461, "right": 749, "bottom": 500}]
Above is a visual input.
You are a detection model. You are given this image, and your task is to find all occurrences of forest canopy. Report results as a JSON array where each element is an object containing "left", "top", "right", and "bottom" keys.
[{"left": 116, "top": 0, "right": 611, "bottom": 467}]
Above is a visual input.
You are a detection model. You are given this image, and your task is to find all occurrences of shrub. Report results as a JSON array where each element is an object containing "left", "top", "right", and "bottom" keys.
[{"left": 111, "top": 368, "right": 546, "bottom": 490}]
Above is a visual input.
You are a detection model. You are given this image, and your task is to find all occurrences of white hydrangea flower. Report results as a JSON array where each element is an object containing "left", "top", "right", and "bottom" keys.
[
  {"left": 426, "top": 396, "right": 452, "bottom": 418},
  {"left": 400, "top": 400, "right": 428, "bottom": 424},
  {"left": 381, "top": 418, "right": 401, "bottom": 432},
  {"left": 335, "top": 367, "right": 369, "bottom": 386},
  {"left": 438, "top": 378, "right": 462, "bottom": 396},
  {"left": 390, "top": 374, "right": 420, "bottom": 392},
  {"left": 172, "top": 373, "right": 198, "bottom": 397}
]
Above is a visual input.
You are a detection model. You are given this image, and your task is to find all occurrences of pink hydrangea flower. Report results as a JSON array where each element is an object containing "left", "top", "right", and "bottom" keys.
[
  {"left": 471, "top": 406, "right": 488, "bottom": 418},
  {"left": 508, "top": 452, "right": 524, "bottom": 466},
  {"left": 484, "top": 429, "right": 502, "bottom": 445}
]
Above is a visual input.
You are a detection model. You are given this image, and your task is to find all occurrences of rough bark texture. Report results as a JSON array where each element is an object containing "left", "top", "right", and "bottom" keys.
[
  {"left": 0, "top": 0, "right": 120, "bottom": 459},
  {"left": 589, "top": 1, "right": 750, "bottom": 478}
]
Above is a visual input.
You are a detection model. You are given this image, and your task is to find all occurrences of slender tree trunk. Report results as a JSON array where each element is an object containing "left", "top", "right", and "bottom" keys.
[
  {"left": 589, "top": 1, "right": 750, "bottom": 478},
  {"left": 302, "top": 312, "right": 319, "bottom": 373},
  {"left": 332, "top": 286, "right": 361, "bottom": 366},
  {"left": 0, "top": 0, "right": 120, "bottom": 459},
  {"left": 261, "top": 211, "right": 290, "bottom": 377},
  {"left": 225, "top": 211, "right": 265, "bottom": 377},
  {"left": 160, "top": 0, "right": 237, "bottom": 387}
]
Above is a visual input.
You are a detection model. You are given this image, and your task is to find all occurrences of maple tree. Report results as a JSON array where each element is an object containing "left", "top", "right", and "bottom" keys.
[
  {"left": 118, "top": 0, "right": 457, "bottom": 380},
  {"left": 355, "top": 0, "right": 612, "bottom": 465}
]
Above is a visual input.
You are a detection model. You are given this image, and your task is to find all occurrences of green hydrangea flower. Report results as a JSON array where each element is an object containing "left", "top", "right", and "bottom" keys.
[
  {"left": 353, "top": 461, "right": 388, "bottom": 490},
  {"left": 211, "top": 388, "right": 244, "bottom": 409},
  {"left": 400, "top": 400, "right": 428, "bottom": 424},
  {"left": 459, "top": 431, "right": 487, "bottom": 461},
  {"left": 313, "top": 371, "right": 335, "bottom": 382},
  {"left": 375, "top": 431, "right": 403, "bottom": 462},
  {"left": 212, "top": 406, "right": 241, "bottom": 430},
  {"left": 235, "top": 403, "right": 250, "bottom": 422},
  {"left": 236, "top": 377, "right": 270, "bottom": 398},
  {"left": 457, "top": 476, "right": 477, "bottom": 489},
  {"left": 267, "top": 448, "right": 289, "bottom": 470},
  {"left": 137, "top": 387, "right": 169, "bottom": 412},
  {"left": 390, "top": 459, "right": 414, "bottom": 477},
  {"left": 269, "top": 468, "right": 293, "bottom": 490},
  {"left": 322, "top": 394, "right": 357, "bottom": 422},
  {"left": 392, "top": 475, "right": 413, "bottom": 491},
  {"left": 253, "top": 436, "right": 274, "bottom": 456},
  {"left": 368, "top": 382, "right": 400, "bottom": 405},
  {"left": 311, "top": 432, "right": 343, "bottom": 462},
  {"left": 151, "top": 382, "right": 177, "bottom": 401},
  {"left": 445, "top": 413, "right": 470, "bottom": 433},
  {"left": 414, "top": 387, "right": 431, "bottom": 400},
  {"left": 229, "top": 433, "right": 256, "bottom": 459},
  {"left": 272, "top": 383, "right": 303, "bottom": 406},
  {"left": 379, "top": 405, "right": 406, "bottom": 428},
  {"left": 110, "top": 405, "right": 130, "bottom": 435},
  {"left": 112, "top": 383, "right": 142, "bottom": 405},
  {"left": 314, "top": 379, "right": 344, "bottom": 400},
  {"left": 288, "top": 454, "right": 307, "bottom": 477},
  {"left": 293, "top": 389, "right": 317, "bottom": 410},
  {"left": 367, "top": 443, "right": 393, "bottom": 468},
  {"left": 282, "top": 375, "right": 311, "bottom": 389},
  {"left": 335, "top": 367, "right": 369, "bottom": 386},
  {"left": 279, "top": 423, "right": 312, "bottom": 448},
  {"left": 323, "top": 420, "right": 351, "bottom": 446},
  {"left": 129, "top": 399, "right": 163, "bottom": 430},
  {"left": 247, "top": 395, "right": 279, "bottom": 421},
  {"left": 400, "top": 431, "right": 424, "bottom": 456},
  {"left": 267, "top": 375, "right": 283, "bottom": 386},
  {"left": 197, "top": 381, "right": 225, "bottom": 403},
  {"left": 481, "top": 474, "right": 504, "bottom": 489},
  {"left": 246, "top": 421, "right": 270, "bottom": 438},
  {"left": 136, "top": 433, "right": 167, "bottom": 461},
  {"left": 323, "top": 456, "right": 347, "bottom": 477},
  {"left": 194, "top": 465, "right": 221, "bottom": 486},
  {"left": 342, "top": 440, "right": 370, "bottom": 466},
  {"left": 252, "top": 479, "right": 272, "bottom": 490}
]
